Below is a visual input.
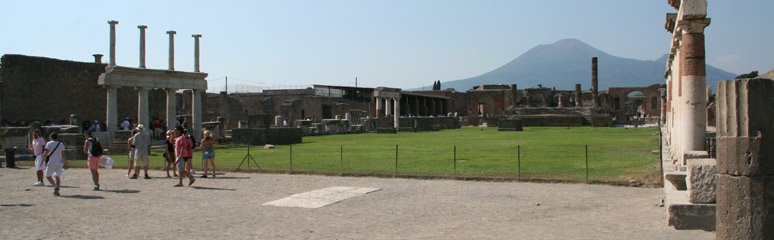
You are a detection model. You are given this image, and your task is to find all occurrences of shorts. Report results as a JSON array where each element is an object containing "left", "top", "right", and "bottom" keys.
[
  {"left": 176, "top": 157, "right": 191, "bottom": 172},
  {"left": 44, "top": 162, "right": 64, "bottom": 178},
  {"left": 128, "top": 149, "right": 136, "bottom": 161},
  {"left": 34, "top": 155, "right": 45, "bottom": 171},
  {"left": 134, "top": 154, "right": 149, "bottom": 167},
  {"left": 164, "top": 152, "right": 175, "bottom": 163},
  {"left": 87, "top": 155, "right": 101, "bottom": 170},
  {"left": 202, "top": 150, "right": 215, "bottom": 159}
]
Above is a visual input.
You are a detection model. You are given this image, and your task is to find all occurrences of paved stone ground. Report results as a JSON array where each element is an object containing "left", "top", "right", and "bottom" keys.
[{"left": 0, "top": 167, "right": 713, "bottom": 239}]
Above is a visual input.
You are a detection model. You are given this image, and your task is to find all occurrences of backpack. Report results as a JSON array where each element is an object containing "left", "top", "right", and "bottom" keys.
[{"left": 89, "top": 138, "right": 103, "bottom": 156}]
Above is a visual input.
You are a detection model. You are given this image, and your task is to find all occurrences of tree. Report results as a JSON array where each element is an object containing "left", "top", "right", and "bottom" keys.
[
  {"left": 735, "top": 70, "right": 758, "bottom": 79},
  {"left": 436, "top": 80, "right": 441, "bottom": 90}
]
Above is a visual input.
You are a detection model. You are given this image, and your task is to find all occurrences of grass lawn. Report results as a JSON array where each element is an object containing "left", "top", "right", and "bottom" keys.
[{"left": 62, "top": 126, "right": 661, "bottom": 185}]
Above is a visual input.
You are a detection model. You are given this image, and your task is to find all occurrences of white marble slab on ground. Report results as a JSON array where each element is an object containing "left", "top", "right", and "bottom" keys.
[{"left": 263, "top": 186, "right": 381, "bottom": 208}]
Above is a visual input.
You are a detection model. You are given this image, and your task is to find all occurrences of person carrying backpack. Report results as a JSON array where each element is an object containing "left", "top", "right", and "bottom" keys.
[{"left": 83, "top": 131, "right": 104, "bottom": 191}]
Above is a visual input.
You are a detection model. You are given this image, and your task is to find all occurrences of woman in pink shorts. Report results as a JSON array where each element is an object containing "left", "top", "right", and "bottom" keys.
[{"left": 82, "top": 131, "right": 104, "bottom": 191}]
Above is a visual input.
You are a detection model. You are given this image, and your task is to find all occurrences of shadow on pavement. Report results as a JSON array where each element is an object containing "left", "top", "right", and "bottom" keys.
[
  {"left": 102, "top": 189, "right": 140, "bottom": 194},
  {"left": 190, "top": 186, "right": 237, "bottom": 191},
  {"left": 61, "top": 195, "right": 105, "bottom": 200},
  {"left": 0, "top": 203, "right": 35, "bottom": 207}
]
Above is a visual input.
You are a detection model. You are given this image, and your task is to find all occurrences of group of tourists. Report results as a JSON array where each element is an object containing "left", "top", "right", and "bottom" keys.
[{"left": 29, "top": 123, "right": 219, "bottom": 196}]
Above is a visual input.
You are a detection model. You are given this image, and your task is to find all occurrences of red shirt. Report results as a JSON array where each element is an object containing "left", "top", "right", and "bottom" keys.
[{"left": 174, "top": 135, "right": 193, "bottom": 158}]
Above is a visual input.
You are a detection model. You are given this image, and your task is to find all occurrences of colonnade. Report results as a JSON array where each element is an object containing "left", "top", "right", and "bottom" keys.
[{"left": 99, "top": 20, "right": 208, "bottom": 138}]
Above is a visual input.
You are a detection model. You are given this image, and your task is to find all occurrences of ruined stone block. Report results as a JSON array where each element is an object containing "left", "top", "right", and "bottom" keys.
[
  {"left": 667, "top": 203, "right": 715, "bottom": 231},
  {"left": 715, "top": 174, "right": 774, "bottom": 240},
  {"left": 686, "top": 158, "right": 716, "bottom": 204},
  {"left": 716, "top": 136, "right": 774, "bottom": 176}
]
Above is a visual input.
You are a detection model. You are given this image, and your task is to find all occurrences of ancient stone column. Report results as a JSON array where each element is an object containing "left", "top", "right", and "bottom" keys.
[
  {"left": 575, "top": 84, "right": 582, "bottom": 107},
  {"left": 192, "top": 89, "right": 203, "bottom": 138},
  {"left": 138, "top": 25, "right": 147, "bottom": 69},
  {"left": 393, "top": 98, "right": 400, "bottom": 129},
  {"left": 591, "top": 57, "right": 599, "bottom": 107},
  {"left": 137, "top": 88, "right": 150, "bottom": 130},
  {"left": 108, "top": 20, "right": 118, "bottom": 66},
  {"left": 105, "top": 86, "right": 118, "bottom": 132},
  {"left": 715, "top": 78, "right": 774, "bottom": 240},
  {"left": 166, "top": 88, "right": 177, "bottom": 131},
  {"left": 385, "top": 97, "right": 392, "bottom": 116},
  {"left": 375, "top": 97, "right": 383, "bottom": 118},
  {"left": 166, "top": 30, "right": 176, "bottom": 71},
  {"left": 93, "top": 54, "right": 103, "bottom": 64},
  {"left": 192, "top": 34, "right": 202, "bottom": 72},
  {"left": 678, "top": 18, "right": 710, "bottom": 152}
]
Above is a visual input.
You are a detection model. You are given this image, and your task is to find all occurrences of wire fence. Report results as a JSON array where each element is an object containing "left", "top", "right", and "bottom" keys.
[{"left": 231, "top": 143, "right": 661, "bottom": 185}]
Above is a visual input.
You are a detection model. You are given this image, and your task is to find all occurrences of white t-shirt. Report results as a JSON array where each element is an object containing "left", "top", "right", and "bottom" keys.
[
  {"left": 32, "top": 137, "right": 46, "bottom": 159},
  {"left": 45, "top": 140, "right": 65, "bottom": 164},
  {"left": 121, "top": 120, "right": 131, "bottom": 130}
]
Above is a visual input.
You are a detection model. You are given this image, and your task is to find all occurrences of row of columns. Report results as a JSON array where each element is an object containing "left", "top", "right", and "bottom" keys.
[
  {"left": 373, "top": 97, "right": 400, "bottom": 129},
  {"left": 664, "top": 16, "right": 711, "bottom": 161},
  {"left": 105, "top": 20, "right": 205, "bottom": 138}
]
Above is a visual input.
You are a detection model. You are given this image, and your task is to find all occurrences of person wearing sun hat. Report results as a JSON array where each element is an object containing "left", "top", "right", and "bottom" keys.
[
  {"left": 163, "top": 129, "right": 178, "bottom": 178},
  {"left": 130, "top": 124, "right": 152, "bottom": 179}
]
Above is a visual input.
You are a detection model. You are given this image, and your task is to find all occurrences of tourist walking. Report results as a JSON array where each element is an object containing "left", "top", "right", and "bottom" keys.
[
  {"left": 131, "top": 124, "right": 152, "bottom": 179},
  {"left": 42, "top": 133, "right": 66, "bottom": 196},
  {"left": 164, "top": 130, "right": 178, "bottom": 178},
  {"left": 127, "top": 129, "right": 137, "bottom": 177},
  {"left": 200, "top": 131, "right": 217, "bottom": 178},
  {"left": 27, "top": 130, "right": 46, "bottom": 186},
  {"left": 174, "top": 126, "right": 195, "bottom": 187},
  {"left": 82, "top": 131, "right": 104, "bottom": 190}
]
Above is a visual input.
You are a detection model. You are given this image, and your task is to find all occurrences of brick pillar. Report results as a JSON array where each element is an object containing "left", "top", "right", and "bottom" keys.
[
  {"left": 678, "top": 18, "right": 710, "bottom": 152},
  {"left": 715, "top": 78, "right": 774, "bottom": 240},
  {"left": 591, "top": 57, "right": 598, "bottom": 107},
  {"left": 167, "top": 30, "right": 176, "bottom": 71},
  {"left": 575, "top": 84, "right": 582, "bottom": 107},
  {"left": 138, "top": 25, "right": 147, "bottom": 68},
  {"left": 93, "top": 54, "right": 103, "bottom": 64}
]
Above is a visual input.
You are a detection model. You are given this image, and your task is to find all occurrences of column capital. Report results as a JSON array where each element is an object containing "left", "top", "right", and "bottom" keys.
[
  {"left": 166, "top": 30, "right": 177, "bottom": 35},
  {"left": 677, "top": 18, "right": 710, "bottom": 34},
  {"left": 138, "top": 25, "right": 147, "bottom": 29},
  {"left": 192, "top": 34, "right": 202, "bottom": 38},
  {"left": 108, "top": 20, "right": 118, "bottom": 25}
]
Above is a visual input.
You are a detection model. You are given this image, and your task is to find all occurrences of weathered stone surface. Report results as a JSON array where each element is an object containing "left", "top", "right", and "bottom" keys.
[
  {"left": 666, "top": 172, "right": 687, "bottom": 190},
  {"left": 686, "top": 158, "right": 716, "bottom": 203},
  {"left": 668, "top": 203, "right": 715, "bottom": 231},
  {"left": 715, "top": 174, "right": 774, "bottom": 240},
  {"left": 716, "top": 136, "right": 774, "bottom": 176}
]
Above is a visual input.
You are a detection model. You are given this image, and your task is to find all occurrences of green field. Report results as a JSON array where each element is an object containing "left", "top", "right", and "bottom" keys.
[{"left": 63, "top": 127, "right": 661, "bottom": 185}]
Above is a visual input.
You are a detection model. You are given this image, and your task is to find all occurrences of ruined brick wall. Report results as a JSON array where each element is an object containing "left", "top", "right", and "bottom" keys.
[
  {"left": 0, "top": 54, "right": 166, "bottom": 127},
  {"left": 607, "top": 84, "right": 662, "bottom": 120}
]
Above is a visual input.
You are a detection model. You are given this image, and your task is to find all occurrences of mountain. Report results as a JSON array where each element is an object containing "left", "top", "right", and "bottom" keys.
[{"left": 426, "top": 39, "right": 736, "bottom": 92}]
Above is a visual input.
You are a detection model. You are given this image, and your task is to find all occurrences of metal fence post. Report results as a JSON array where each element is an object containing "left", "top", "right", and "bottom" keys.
[
  {"left": 395, "top": 144, "right": 398, "bottom": 177},
  {"left": 289, "top": 144, "right": 293, "bottom": 174},
  {"left": 339, "top": 145, "right": 343, "bottom": 176},
  {"left": 517, "top": 145, "right": 521, "bottom": 181},
  {"left": 453, "top": 145, "right": 457, "bottom": 178},
  {"left": 585, "top": 145, "right": 589, "bottom": 183}
]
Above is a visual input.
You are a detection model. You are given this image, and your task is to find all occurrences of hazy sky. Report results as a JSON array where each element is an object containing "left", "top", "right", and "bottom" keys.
[{"left": 1, "top": 0, "right": 771, "bottom": 92}]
